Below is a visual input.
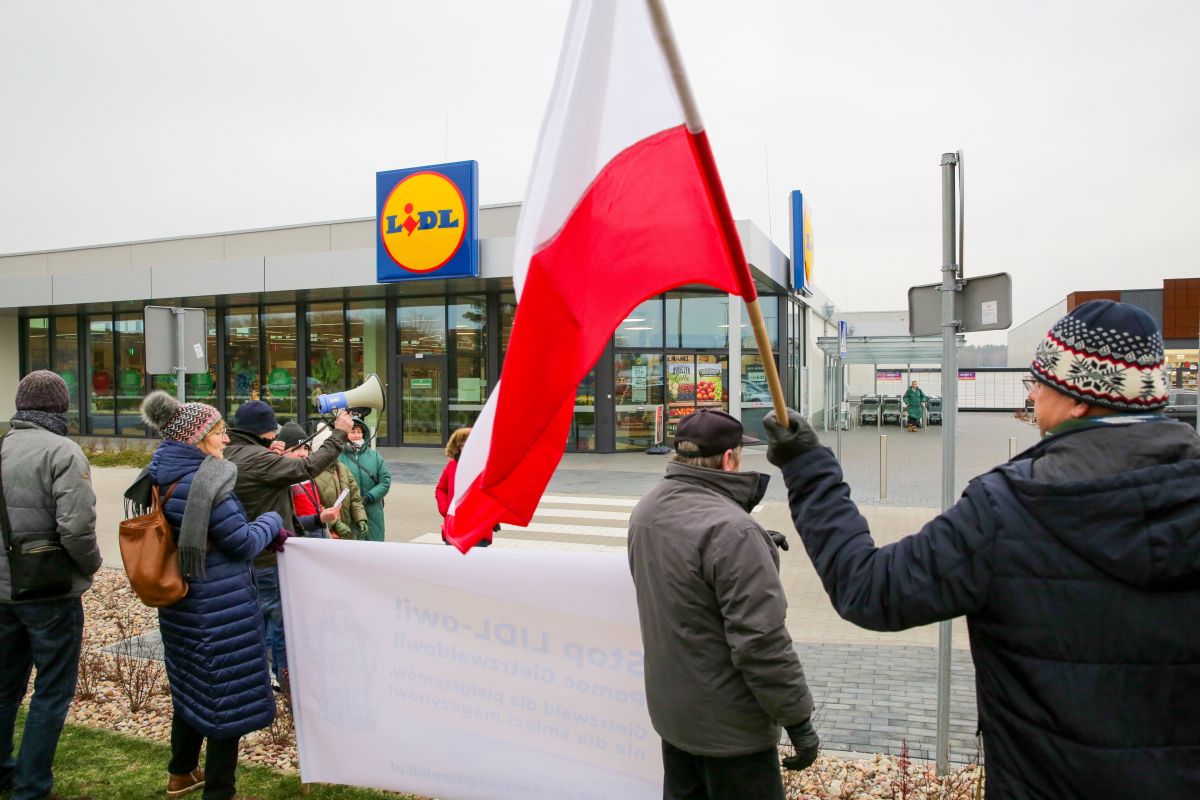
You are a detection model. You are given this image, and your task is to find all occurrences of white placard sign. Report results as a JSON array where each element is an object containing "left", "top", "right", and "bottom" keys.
[{"left": 278, "top": 540, "right": 661, "bottom": 800}]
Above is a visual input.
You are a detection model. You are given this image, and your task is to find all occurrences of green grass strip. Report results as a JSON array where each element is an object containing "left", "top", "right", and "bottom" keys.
[{"left": 27, "top": 715, "right": 417, "bottom": 800}]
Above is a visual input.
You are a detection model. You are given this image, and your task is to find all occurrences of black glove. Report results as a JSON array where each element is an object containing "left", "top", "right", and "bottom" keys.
[
  {"left": 767, "top": 530, "right": 789, "bottom": 552},
  {"left": 762, "top": 409, "right": 820, "bottom": 467},
  {"left": 781, "top": 718, "right": 820, "bottom": 771}
]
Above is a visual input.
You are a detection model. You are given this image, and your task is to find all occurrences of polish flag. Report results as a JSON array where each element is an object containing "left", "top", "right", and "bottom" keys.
[{"left": 444, "top": 0, "right": 758, "bottom": 552}]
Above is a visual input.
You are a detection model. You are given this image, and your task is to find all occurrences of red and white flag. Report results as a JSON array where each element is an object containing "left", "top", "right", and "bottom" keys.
[{"left": 444, "top": 0, "right": 758, "bottom": 551}]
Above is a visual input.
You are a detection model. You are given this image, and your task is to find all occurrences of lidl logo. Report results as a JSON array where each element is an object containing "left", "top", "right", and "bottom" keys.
[{"left": 377, "top": 161, "right": 479, "bottom": 283}]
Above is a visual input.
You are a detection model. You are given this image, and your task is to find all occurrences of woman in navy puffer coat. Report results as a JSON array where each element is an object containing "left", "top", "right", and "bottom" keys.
[{"left": 141, "top": 392, "right": 284, "bottom": 800}]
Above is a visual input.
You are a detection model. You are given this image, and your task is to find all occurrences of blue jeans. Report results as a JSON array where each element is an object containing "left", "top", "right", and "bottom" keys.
[
  {"left": 253, "top": 566, "right": 286, "bottom": 682},
  {"left": 0, "top": 597, "right": 83, "bottom": 800}
]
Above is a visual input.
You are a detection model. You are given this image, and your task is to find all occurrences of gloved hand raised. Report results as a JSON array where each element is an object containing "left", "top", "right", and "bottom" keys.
[
  {"left": 268, "top": 529, "right": 295, "bottom": 553},
  {"left": 762, "top": 409, "right": 820, "bottom": 467},
  {"left": 781, "top": 717, "right": 820, "bottom": 771}
]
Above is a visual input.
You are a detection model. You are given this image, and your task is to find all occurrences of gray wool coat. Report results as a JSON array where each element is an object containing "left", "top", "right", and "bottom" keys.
[{"left": 0, "top": 420, "right": 101, "bottom": 603}]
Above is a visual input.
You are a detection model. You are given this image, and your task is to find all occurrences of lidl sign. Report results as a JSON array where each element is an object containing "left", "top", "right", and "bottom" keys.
[
  {"left": 789, "top": 190, "right": 814, "bottom": 296},
  {"left": 377, "top": 160, "right": 479, "bottom": 282}
]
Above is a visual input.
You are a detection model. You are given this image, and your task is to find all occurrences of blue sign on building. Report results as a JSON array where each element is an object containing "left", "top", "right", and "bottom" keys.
[
  {"left": 377, "top": 160, "right": 479, "bottom": 283},
  {"left": 790, "top": 190, "right": 814, "bottom": 296}
]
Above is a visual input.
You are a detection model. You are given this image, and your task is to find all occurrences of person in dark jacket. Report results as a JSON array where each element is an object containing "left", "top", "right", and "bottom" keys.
[
  {"left": 140, "top": 392, "right": 288, "bottom": 800},
  {"left": 628, "top": 408, "right": 819, "bottom": 800},
  {"left": 339, "top": 417, "right": 392, "bottom": 541},
  {"left": 223, "top": 400, "right": 352, "bottom": 692},
  {"left": 0, "top": 371, "right": 99, "bottom": 800},
  {"left": 764, "top": 300, "right": 1200, "bottom": 799}
]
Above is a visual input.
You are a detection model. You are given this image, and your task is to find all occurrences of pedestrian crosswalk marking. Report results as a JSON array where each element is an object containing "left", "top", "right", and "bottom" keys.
[
  {"left": 533, "top": 506, "right": 630, "bottom": 521},
  {"left": 539, "top": 495, "right": 638, "bottom": 507}
]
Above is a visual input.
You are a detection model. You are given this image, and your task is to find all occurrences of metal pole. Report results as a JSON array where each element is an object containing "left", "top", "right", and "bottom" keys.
[
  {"left": 1009, "top": 436, "right": 1018, "bottom": 460},
  {"left": 174, "top": 308, "right": 186, "bottom": 405},
  {"left": 835, "top": 358, "right": 843, "bottom": 460},
  {"left": 936, "top": 151, "right": 960, "bottom": 775},
  {"left": 879, "top": 434, "right": 888, "bottom": 500}
]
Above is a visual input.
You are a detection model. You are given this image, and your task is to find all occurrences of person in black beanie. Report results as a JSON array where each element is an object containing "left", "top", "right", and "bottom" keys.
[
  {"left": 764, "top": 300, "right": 1200, "bottom": 798},
  {"left": 223, "top": 400, "right": 353, "bottom": 693},
  {"left": 1, "top": 371, "right": 99, "bottom": 800}
]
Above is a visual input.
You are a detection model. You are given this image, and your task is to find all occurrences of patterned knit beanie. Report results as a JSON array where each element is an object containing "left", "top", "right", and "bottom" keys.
[
  {"left": 1030, "top": 300, "right": 1169, "bottom": 411},
  {"left": 140, "top": 391, "right": 223, "bottom": 445}
]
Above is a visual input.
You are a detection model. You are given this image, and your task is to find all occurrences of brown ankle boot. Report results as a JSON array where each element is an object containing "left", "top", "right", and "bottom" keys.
[{"left": 166, "top": 768, "right": 205, "bottom": 797}]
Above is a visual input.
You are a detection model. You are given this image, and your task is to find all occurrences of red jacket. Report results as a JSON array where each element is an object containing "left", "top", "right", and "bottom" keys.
[
  {"left": 435, "top": 459, "right": 456, "bottom": 518},
  {"left": 436, "top": 458, "right": 493, "bottom": 543},
  {"left": 291, "top": 479, "right": 322, "bottom": 518}
]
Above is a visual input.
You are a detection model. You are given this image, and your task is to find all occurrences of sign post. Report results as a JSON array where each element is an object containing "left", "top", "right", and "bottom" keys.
[{"left": 144, "top": 306, "right": 208, "bottom": 403}]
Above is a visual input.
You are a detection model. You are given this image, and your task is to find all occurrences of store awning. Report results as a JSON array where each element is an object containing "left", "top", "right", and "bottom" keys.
[{"left": 816, "top": 335, "right": 966, "bottom": 364}]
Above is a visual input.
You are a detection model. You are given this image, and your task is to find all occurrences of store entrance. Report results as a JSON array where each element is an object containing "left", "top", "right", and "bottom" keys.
[{"left": 398, "top": 357, "right": 446, "bottom": 446}]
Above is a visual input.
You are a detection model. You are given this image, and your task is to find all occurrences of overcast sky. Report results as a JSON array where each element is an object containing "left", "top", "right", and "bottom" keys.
[{"left": 2, "top": 1, "right": 1197, "bottom": 341}]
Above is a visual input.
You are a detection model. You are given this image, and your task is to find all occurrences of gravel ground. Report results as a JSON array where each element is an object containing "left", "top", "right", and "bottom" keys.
[{"left": 67, "top": 567, "right": 986, "bottom": 797}]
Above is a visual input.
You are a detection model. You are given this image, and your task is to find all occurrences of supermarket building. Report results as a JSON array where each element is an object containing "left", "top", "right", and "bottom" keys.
[{"left": 0, "top": 186, "right": 841, "bottom": 452}]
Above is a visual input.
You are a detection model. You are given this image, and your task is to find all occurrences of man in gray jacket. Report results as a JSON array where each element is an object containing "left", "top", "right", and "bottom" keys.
[
  {"left": 0, "top": 371, "right": 100, "bottom": 800},
  {"left": 627, "top": 408, "right": 818, "bottom": 800}
]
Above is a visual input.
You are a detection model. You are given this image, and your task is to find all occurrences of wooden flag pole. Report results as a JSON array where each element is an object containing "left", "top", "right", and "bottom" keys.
[
  {"left": 745, "top": 298, "right": 790, "bottom": 423},
  {"left": 647, "top": 0, "right": 790, "bottom": 425}
]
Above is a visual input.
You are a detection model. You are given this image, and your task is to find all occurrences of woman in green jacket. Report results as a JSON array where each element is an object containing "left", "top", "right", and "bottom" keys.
[{"left": 338, "top": 417, "right": 392, "bottom": 541}]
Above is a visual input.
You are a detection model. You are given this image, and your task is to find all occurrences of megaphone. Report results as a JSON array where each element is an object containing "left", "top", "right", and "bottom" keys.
[{"left": 315, "top": 373, "right": 385, "bottom": 415}]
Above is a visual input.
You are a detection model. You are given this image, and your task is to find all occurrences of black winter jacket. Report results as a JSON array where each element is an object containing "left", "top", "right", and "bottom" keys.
[{"left": 780, "top": 416, "right": 1200, "bottom": 799}]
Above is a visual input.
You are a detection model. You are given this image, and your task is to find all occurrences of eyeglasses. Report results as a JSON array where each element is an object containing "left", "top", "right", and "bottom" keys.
[{"left": 1021, "top": 376, "right": 1041, "bottom": 394}]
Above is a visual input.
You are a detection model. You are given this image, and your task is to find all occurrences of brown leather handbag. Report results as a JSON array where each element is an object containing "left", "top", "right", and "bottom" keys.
[{"left": 119, "top": 481, "right": 187, "bottom": 607}]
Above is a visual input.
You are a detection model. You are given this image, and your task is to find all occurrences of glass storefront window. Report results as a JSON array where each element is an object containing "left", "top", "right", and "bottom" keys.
[
  {"left": 402, "top": 360, "right": 443, "bottom": 445},
  {"left": 570, "top": 370, "right": 598, "bottom": 452},
  {"left": 116, "top": 314, "right": 146, "bottom": 435},
  {"left": 307, "top": 301, "right": 346, "bottom": 411},
  {"left": 614, "top": 298, "right": 664, "bottom": 348},
  {"left": 614, "top": 353, "right": 664, "bottom": 451},
  {"left": 742, "top": 296, "right": 779, "bottom": 350},
  {"left": 225, "top": 307, "right": 260, "bottom": 419},
  {"left": 665, "top": 353, "right": 728, "bottom": 440},
  {"left": 54, "top": 316, "right": 81, "bottom": 434},
  {"left": 262, "top": 305, "right": 298, "bottom": 422},
  {"left": 87, "top": 316, "right": 115, "bottom": 435},
  {"left": 187, "top": 311, "right": 218, "bottom": 404},
  {"left": 741, "top": 353, "right": 778, "bottom": 442},
  {"left": 499, "top": 292, "right": 517, "bottom": 362},
  {"left": 398, "top": 299, "right": 446, "bottom": 357},
  {"left": 666, "top": 293, "right": 729, "bottom": 349},
  {"left": 348, "top": 301, "right": 388, "bottom": 440},
  {"left": 449, "top": 296, "right": 487, "bottom": 430},
  {"left": 25, "top": 318, "right": 49, "bottom": 371}
]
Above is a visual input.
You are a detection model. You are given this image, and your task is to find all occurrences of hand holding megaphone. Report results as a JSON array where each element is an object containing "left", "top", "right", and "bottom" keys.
[{"left": 331, "top": 409, "right": 354, "bottom": 432}]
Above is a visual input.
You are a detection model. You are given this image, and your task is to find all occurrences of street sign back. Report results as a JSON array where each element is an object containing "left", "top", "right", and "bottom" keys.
[
  {"left": 908, "top": 272, "right": 1012, "bottom": 336},
  {"left": 144, "top": 306, "right": 208, "bottom": 375}
]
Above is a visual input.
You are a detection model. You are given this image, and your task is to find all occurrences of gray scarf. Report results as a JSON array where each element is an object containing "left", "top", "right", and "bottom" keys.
[
  {"left": 13, "top": 410, "right": 68, "bottom": 436},
  {"left": 179, "top": 456, "right": 238, "bottom": 580}
]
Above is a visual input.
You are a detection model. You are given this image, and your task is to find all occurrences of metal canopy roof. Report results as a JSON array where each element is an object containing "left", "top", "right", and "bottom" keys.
[{"left": 816, "top": 335, "right": 966, "bottom": 364}]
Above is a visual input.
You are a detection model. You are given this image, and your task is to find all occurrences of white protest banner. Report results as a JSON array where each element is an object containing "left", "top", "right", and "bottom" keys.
[{"left": 277, "top": 539, "right": 661, "bottom": 800}]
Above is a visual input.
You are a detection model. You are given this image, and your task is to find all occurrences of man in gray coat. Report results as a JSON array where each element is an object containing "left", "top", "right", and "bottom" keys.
[
  {"left": 627, "top": 408, "right": 818, "bottom": 800},
  {"left": 0, "top": 371, "right": 100, "bottom": 800}
]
